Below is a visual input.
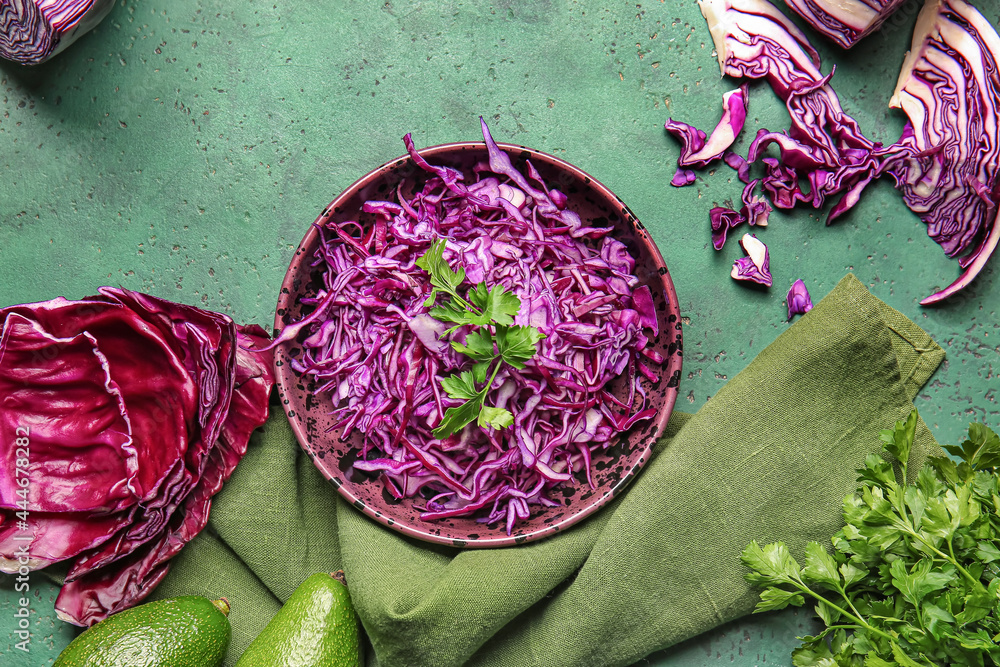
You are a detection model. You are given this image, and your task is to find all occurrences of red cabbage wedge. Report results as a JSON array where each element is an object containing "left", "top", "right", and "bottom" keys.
[
  {"left": 0, "top": 289, "right": 274, "bottom": 625},
  {"left": 886, "top": 0, "right": 1000, "bottom": 304},
  {"left": 783, "top": 0, "right": 910, "bottom": 49},
  {"left": 0, "top": 0, "right": 114, "bottom": 64}
]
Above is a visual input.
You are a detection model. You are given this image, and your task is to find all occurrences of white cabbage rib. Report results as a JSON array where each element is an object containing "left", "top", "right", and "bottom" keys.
[{"left": 784, "top": 0, "right": 909, "bottom": 48}]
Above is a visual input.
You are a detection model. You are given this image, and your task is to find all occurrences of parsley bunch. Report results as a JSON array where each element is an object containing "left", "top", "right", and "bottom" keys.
[
  {"left": 416, "top": 239, "right": 545, "bottom": 439},
  {"left": 742, "top": 410, "right": 1000, "bottom": 667}
]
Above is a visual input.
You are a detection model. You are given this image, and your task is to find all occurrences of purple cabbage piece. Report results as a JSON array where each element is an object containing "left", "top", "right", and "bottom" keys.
[
  {"left": 271, "top": 120, "right": 661, "bottom": 535},
  {"left": 731, "top": 234, "right": 773, "bottom": 286},
  {"left": 885, "top": 0, "right": 1000, "bottom": 304},
  {"left": 786, "top": 279, "right": 814, "bottom": 318},
  {"left": 671, "top": 168, "right": 698, "bottom": 187},
  {"left": 710, "top": 207, "right": 744, "bottom": 250},
  {"left": 666, "top": 84, "right": 749, "bottom": 186},
  {"left": 0, "top": 290, "right": 274, "bottom": 626},
  {"left": 724, "top": 150, "right": 752, "bottom": 183},
  {"left": 783, "top": 0, "right": 910, "bottom": 49},
  {"left": 710, "top": 179, "right": 771, "bottom": 250},
  {"left": 0, "top": 0, "right": 115, "bottom": 65}
]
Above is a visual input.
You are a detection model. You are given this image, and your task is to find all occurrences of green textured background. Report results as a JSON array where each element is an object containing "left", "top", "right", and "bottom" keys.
[{"left": 1, "top": 0, "right": 997, "bottom": 665}]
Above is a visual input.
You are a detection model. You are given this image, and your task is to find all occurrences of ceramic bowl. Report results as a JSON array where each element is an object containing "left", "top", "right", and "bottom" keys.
[{"left": 273, "top": 140, "right": 682, "bottom": 548}]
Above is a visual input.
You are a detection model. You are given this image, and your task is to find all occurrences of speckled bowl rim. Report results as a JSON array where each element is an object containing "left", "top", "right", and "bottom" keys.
[{"left": 274, "top": 140, "right": 682, "bottom": 548}]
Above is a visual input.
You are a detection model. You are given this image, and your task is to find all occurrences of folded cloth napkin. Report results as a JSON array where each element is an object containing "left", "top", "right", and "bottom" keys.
[{"left": 150, "top": 274, "right": 945, "bottom": 666}]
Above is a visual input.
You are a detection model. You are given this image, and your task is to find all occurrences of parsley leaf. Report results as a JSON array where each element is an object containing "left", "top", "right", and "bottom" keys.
[
  {"left": 416, "top": 239, "right": 466, "bottom": 306},
  {"left": 478, "top": 405, "right": 515, "bottom": 430},
  {"left": 468, "top": 282, "right": 521, "bottom": 326},
  {"left": 496, "top": 325, "right": 547, "bottom": 369},
  {"left": 417, "top": 240, "right": 545, "bottom": 438},
  {"left": 451, "top": 329, "right": 496, "bottom": 362},
  {"left": 433, "top": 395, "right": 484, "bottom": 439},
  {"left": 440, "top": 371, "right": 481, "bottom": 401}
]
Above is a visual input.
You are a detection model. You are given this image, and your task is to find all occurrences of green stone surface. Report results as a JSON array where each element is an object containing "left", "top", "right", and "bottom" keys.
[{"left": 1, "top": 0, "right": 996, "bottom": 665}]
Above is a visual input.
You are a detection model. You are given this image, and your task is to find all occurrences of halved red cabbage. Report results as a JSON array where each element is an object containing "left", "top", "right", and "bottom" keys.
[
  {"left": 731, "top": 233, "right": 773, "bottom": 286},
  {"left": 0, "top": 289, "right": 274, "bottom": 625},
  {"left": 666, "top": 83, "right": 749, "bottom": 186},
  {"left": 786, "top": 278, "right": 814, "bottom": 318},
  {"left": 272, "top": 120, "right": 661, "bottom": 534},
  {"left": 886, "top": 0, "right": 1000, "bottom": 304},
  {"left": 0, "top": 0, "right": 114, "bottom": 64},
  {"left": 783, "top": 0, "right": 910, "bottom": 49}
]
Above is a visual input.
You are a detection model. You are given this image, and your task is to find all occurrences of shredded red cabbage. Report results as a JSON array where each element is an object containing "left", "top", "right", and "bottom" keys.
[
  {"left": 672, "top": 0, "right": 998, "bottom": 303},
  {"left": 666, "top": 83, "right": 750, "bottom": 187},
  {"left": 700, "top": 0, "right": 899, "bottom": 224},
  {"left": 273, "top": 120, "right": 661, "bottom": 534},
  {"left": 710, "top": 179, "right": 772, "bottom": 250}
]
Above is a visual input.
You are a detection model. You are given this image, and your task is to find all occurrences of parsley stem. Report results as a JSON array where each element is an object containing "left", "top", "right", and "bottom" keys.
[
  {"left": 837, "top": 588, "right": 868, "bottom": 626},
  {"left": 905, "top": 528, "right": 984, "bottom": 591},
  {"left": 790, "top": 578, "right": 895, "bottom": 643},
  {"left": 888, "top": 502, "right": 986, "bottom": 593},
  {"left": 483, "top": 358, "right": 503, "bottom": 396}
]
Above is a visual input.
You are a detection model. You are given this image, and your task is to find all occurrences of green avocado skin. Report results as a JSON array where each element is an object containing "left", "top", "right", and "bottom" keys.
[
  {"left": 52, "top": 596, "right": 231, "bottom": 667},
  {"left": 236, "top": 572, "right": 362, "bottom": 667}
]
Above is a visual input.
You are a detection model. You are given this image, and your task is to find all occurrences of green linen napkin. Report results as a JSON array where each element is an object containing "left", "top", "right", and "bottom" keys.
[{"left": 150, "top": 274, "right": 945, "bottom": 666}]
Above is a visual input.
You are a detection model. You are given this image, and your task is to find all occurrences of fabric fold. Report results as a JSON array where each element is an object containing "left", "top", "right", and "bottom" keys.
[{"left": 151, "top": 273, "right": 945, "bottom": 667}]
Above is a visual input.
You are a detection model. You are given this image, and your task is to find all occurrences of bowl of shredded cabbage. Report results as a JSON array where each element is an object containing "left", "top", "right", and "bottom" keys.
[{"left": 272, "top": 119, "right": 682, "bottom": 547}]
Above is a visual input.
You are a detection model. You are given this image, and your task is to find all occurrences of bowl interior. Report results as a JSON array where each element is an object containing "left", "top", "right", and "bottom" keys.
[{"left": 274, "top": 142, "right": 682, "bottom": 548}]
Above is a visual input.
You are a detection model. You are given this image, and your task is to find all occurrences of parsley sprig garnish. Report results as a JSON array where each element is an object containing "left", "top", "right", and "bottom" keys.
[
  {"left": 416, "top": 239, "right": 546, "bottom": 439},
  {"left": 742, "top": 410, "right": 1000, "bottom": 666}
]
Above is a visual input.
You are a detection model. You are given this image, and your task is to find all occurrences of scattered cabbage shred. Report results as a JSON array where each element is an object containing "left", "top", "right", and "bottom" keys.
[
  {"left": 274, "top": 120, "right": 662, "bottom": 534},
  {"left": 672, "top": 0, "right": 1000, "bottom": 303},
  {"left": 786, "top": 279, "right": 814, "bottom": 318},
  {"left": 731, "top": 234, "right": 773, "bottom": 286}
]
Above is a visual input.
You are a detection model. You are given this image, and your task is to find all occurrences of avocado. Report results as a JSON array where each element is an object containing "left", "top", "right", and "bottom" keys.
[
  {"left": 235, "top": 571, "right": 362, "bottom": 667},
  {"left": 53, "top": 596, "right": 231, "bottom": 667}
]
